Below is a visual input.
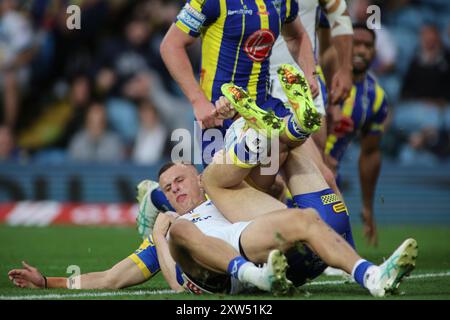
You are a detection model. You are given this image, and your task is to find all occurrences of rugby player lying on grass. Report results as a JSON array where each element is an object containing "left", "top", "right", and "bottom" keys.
[
  {"left": 9, "top": 162, "right": 418, "bottom": 296},
  {"left": 7, "top": 173, "right": 306, "bottom": 295},
  {"left": 7, "top": 215, "right": 185, "bottom": 292},
  {"left": 7, "top": 180, "right": 185, "bottom": 292}
]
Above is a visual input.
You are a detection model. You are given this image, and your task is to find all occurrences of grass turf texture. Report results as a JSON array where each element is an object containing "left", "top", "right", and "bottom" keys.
[{"left": 0, "top": 224, "right": 449, "bottom": 300}]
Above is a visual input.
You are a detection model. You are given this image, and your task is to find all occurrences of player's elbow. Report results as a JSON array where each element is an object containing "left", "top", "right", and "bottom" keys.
[
  {"left": 159, "top": 36, "right": 171, "bottom": 62},
  {"left": 160, "top": 29, "right": 185, "bottom": 60}
]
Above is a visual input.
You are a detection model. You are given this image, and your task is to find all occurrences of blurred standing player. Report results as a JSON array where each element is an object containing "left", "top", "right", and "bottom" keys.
[
  {"left": 160, "top": 0, "right": 320, "bottom": 166},
  {"left": 270, "top": 0, "right": 354, "bottom": 154},
  {"left": 324, "top": 24, "right": 389, "bottom": 246}
]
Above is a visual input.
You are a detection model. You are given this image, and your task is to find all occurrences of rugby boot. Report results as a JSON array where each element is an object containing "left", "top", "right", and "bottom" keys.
[
  {"left": 221, "top": 83, "right": 285, "bottom": 137},
  {"left": 277, "top": 64, "right": 321, "bottom": 134},
  {"left": 366, "top": 238, "right": 418, "bottom": 297}
]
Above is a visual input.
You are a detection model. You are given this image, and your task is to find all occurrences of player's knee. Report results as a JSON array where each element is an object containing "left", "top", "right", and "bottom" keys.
[
  {"left": 169, "top": 220, "right": 200, "bottom": 247},
  {"left": 202, "top": 165, "right": 216, "bottom": 187},
  {"left": 296, "top": 208, "right": 322, "bottom": 229},
  {"left": 280, "top": 208, "right": 321, "bottom": 242}
]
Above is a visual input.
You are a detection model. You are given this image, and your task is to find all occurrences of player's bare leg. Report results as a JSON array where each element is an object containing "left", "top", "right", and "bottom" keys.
[
  {"left": 240, "top": 208, "right": 358, "bottom": 268},
  {"left": 169, "top": 219, "right": 293, "bottom": 294},
  {"left": 203, "top": 149, "right": 286, "bottom": 222},
  {"left": 238, "top": 207, "right": 418, "bottom": 297}
]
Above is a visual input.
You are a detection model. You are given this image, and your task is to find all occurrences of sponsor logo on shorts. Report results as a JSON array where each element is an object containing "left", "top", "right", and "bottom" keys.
[
  {"left": 177, "top": 3, "right": 206, "bottom": 33},
  {"left": 244, "top": 29, "right": 276, "bottom": 62},
  {"left": 332, "top": 202, "right": 348, "bottom": 214},
  {"left": 321, "top": 193, "right": 340, "bottom": 205},
  {"left": 184, "top": 278, "right": 204, "bottom": 295}
]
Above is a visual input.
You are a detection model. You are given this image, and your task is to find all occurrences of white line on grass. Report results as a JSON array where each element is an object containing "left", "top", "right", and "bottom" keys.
[
  {"left": 305, "top": 271, "right": 450, "bottom": 286},
  {"left": 1, "top": 271, "right": 449, "bottom": 300},
  {"left": 0, "top": 289, "right": 175, "bottom": 300}
]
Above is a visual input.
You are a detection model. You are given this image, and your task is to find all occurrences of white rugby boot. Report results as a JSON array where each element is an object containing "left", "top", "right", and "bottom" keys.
[
  {"left": 366, "top": 238, "right": 418, "bottom": 297},
  {"left": 135, "top": 180, "right": 160, "bottom": 239}
]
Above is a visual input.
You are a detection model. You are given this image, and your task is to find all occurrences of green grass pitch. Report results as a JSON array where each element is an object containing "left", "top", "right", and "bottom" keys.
[{"left": 0, "top": 224, "right": 449, "bottom": 300}]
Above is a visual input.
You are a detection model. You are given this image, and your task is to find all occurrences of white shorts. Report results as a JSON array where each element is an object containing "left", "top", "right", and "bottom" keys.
[{"left": 201, "top": 221, "right": 252, "bottom": 254}]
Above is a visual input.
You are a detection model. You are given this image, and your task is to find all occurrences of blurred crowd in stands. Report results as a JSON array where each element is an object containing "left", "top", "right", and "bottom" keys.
[{"left": 0, "top": 0, "right": 449, "bottom": 165}]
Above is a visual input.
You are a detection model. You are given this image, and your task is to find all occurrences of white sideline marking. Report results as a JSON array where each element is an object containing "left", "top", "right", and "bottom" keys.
[
  {"left": 0, "top": 289, "right": 175, "bottom": 300},
  {"left": 1, "top": 272, "right": 449, "bottom": 300},
  {"left": 305, "top": 271, "right": 450, "bottom": 286}
]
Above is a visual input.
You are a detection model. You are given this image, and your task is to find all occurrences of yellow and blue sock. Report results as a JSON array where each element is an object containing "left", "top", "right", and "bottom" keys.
[{"left": 285, "top": 114, "right": 310, "bottom": 142}]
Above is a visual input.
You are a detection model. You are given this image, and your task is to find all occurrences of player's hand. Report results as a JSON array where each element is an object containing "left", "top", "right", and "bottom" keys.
[
  {"left": 8, "top": 261, "right": 45, "bottom": 289},
  {"left": 193, "top": 98, "right": 222, "bottom": 129},
  {"left": 330, "top": 67, "right": 352, "bottom": 105},
  {"left": 153, "top": 212, "right": 178, "bottom": 237},
  {"left": 305, "top": 73, "right": 320, "bottom": 98},
  {"left": 327, "top": 103, "right": 342, "bottom": 124},
  {"left": 361, "top": 209, "right": 378, "bottom": 247},
  {"left": 213, "top": 96, "right": 236, "bottom": 120}
]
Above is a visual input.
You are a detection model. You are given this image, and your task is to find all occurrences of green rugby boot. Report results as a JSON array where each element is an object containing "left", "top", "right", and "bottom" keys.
[
  {"left": 266, "top": 249, "right": 296, "bottom": 296},
  {"left": 221, "top": 83, "right": 285, "bottom": 137},
  {"left": 277, "top": 64, "right": 321, "bottom": 134}
]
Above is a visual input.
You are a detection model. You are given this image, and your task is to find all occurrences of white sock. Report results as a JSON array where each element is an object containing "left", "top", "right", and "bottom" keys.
[{"left": 238, "top": 263, "right": 269, "bottom": 291}]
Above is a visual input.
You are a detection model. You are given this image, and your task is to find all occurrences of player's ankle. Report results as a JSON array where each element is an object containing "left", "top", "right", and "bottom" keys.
[{"left": 284, "top": 114, "right": 310, "bottom": 142}]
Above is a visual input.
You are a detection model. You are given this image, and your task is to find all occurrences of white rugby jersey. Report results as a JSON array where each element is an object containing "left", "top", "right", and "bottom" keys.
[
  {"left": 270, "top": 0, "right": 320, "bottom": 76},
  {"left": 178, "top": 200, "right": 231, "bottom": 230}
]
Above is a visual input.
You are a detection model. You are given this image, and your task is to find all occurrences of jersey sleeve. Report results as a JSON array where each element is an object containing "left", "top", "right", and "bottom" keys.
[
  {"left": 367, "top": 88, "right": 389, "bottom": 135},
  {"left": 175, "top": 0, "right": 220, "bottom": 37},
  {"left": 284, "top": 0, "right": 299, "bottom": 24},
  {"left": 128, "top": 235, "right": 160, "bottom": 279}
]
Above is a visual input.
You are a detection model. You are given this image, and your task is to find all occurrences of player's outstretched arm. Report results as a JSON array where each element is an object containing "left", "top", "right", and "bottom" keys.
[
  {"left": 8, "top": 257, "right": 148, "bottom": 290},
  {"left": 281, "top": 17, "right": 318, "bottom": 98},
  {"left": 359, "top": 134, "right": 382, "bottom": 247},
  {"left": 319, "top": 0, "right": 354, "bottom": 104},
  {"left": 153, "top": 212, "right": 184, "bottom": 292},
  {"left": 160, "top": 24, "right": 218, "bottom": 128}
]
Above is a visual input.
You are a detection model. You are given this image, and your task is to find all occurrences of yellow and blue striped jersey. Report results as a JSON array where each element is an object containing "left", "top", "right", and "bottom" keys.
[
  {"left": 176, "top": 0, "right": 299, "bottom": 106},
  {"left": 325, "top": 73, "right": 388, "bottom": 162}
]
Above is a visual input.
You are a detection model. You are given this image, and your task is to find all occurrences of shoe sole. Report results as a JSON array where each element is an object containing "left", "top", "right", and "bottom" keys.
[
  {"left": 221, "top": 83, "right": 285, "bottom": 137},
  {"left": 268, "top": 250, "right": 296, "bottom": 296},
  {"left": 277, "top": 64, "right": 321, "bottom": 133},
  {"left": 384, "top": 238, "right": 418, "bottom": 295}
]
